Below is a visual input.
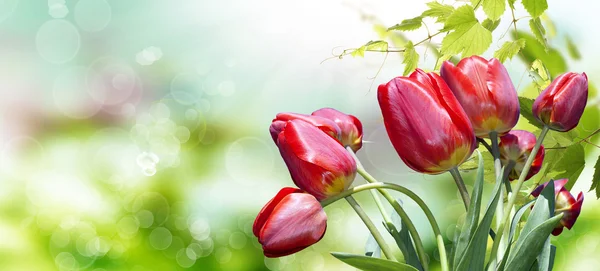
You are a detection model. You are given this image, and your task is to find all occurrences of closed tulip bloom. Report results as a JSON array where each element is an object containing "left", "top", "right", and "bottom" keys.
[
  {"left": 312, "top": 108, "right": 363, "bottom": 152},
  {"left": 440, "top": 56, "right": 519, "bottom": 137},
  {"left": 532, "top": 72, "right": 588, "bottom": 132},
  {"left": 253, "top": 187, "right": 327, "bottom": 257},
  {"left": 499, "top": 130, "right": 545, "bottom": 181},
  {"left": 269, "top": 112, "right": 340, "bottom": 144},
  {"left": 378, "top": 69, "right": 476, "bottom": 174},
  {"left": 277, "top": 119, "right": 356, "bottom": 200},
  {"left": 531, "top": 179, "right": 584, "bottom": 236}
]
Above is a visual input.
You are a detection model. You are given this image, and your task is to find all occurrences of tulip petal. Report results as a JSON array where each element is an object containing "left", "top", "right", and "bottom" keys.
[
  {"left": 533, "top": 72, "right": 588, "bottom": 131},
  {"left": 253, "top": 187, "right": 303, "bottom": 237},
  {"left": 311, "top": 108, "right": 364, "bottom": 152}
]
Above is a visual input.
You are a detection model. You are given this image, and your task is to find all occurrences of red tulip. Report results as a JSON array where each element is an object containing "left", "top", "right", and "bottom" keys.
[
  {"left": 311, "top": 108, "right": 363, "bottom": 152},
  {"left": 531, "top": 179, "right": 584, "bottom": 236},
  {"left": 378, "top": 69, "right": 476, "bottom": 174},
  {"left": 253, "top": 187, "right": 327, "bottom": 257},
  {"left": 499, "top": 130, "right": 545, "bottom": 181},
  {"left": 532, "top": 72, "right": 588, "bottom": 132},
  {"left": 277, "top": 119, "right": 356, "bottom": 200},
  {"left": 270, "top": 112, "right": 340, "bottom": 144},
  {"left": 440, "top": 56, "right": 519, "bottom": 137}
]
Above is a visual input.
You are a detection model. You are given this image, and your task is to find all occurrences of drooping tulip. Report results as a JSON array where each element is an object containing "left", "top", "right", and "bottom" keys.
[
  {"left": 531, "top": 179, "right": 584, "bottom": 236},
  {"left": 277, "top": 119, "right": 356, "bottom": 200},
  {"left": 499, "top": 130, "right": 545, "bottom": 181},
  {"left": 253, "top": 187, "right": 327, "bottom": 257},
  {"left": 311, "top": 108, "right": 363, "bottom": 152},
  {"left": 269, "top": 112, "right": 340, "bottom": 144},
  {"left": 377, "top": 69, "right": 476, "bottom": 174},
  {"left": 532, "top": 72, "right": 588, "bottom": 132},
  {"left": 440, "top": 56, "right": 520, "bottom": 137}
]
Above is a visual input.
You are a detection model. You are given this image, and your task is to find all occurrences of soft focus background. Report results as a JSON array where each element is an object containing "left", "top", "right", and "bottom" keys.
[{"left": 0, "top": 0, "right": 599, "bottom": 270}]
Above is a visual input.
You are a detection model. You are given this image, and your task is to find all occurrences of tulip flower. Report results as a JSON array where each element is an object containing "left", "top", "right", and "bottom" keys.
[
  {"left": 312, "top": 108, "right": 363, "bottom": 152},
  {"left": 499, "top": 130, "right": 545, "bottom": 181},
  {"left": 532, "top": 72, "right": 588, "bottom": 132},
  {"left": 440, "top": 56, "right": 519, "bottom": 137},
  {"left": 531, "top": 179, "right": 584, "bottom": 236},
  {"left": 269, "top": 112, "right": 340, "bottom": 144},
  {"left": 377, "top": 69, "right": 476, "bottom": 174},
  {"left": 253, "top": 187, "right": 327, "bottom": 257},
  {"left": 277, "top": 119, "right": 356, "bottom": 200}
]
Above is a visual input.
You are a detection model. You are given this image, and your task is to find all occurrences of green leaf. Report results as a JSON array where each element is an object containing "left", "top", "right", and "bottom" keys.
[
  {"left": 505, "top": 214, "right": 562, "bottom": 270},
  {"left": 529, "top": 18, "right": 547, "bottom": 49},
  {"left": 388, "top": 203, "right": 424, "bottom": 270},
  {"left": 531, "top": 59, "right": 550, "bottom": 82},
  {"left": 482, "top": 18, "right": 501, "bottom": 31},
  {"left": 331, "top": 253, "right": 419, "bottom": 271},
  {"left": 566, "top": 36, "right": 581, "bottom": 60},
  {"left": 498, "top": 200, "right": 536, "bottom": 271},
  {"left": 522, "top": 0, "right": 548, "bottom": 17},
  {"left": 482, "top": 0, "right": 506, "bottom": 20},
  {"left": 508, "top": 0, "right": 517, "bottom": 9},
  {"left": 351, "top": 40, "right": 389, "bottom": 58},
  {"left": 453, "top": 151, "right": 485, "bottom": 267},
  {"left": 441, "top": 23, "right": 492, "bottom": 56},
  {"left": 494, "top": 39, "right": 526, "bottom": 63},
  {"left": 443, "top": 5, "right": 477, "bottom": 31},
  {"left": 518, "top": 97, "right": 544, "bottom": 128},
  {"left": 535, "top": 239, "right": 555, "bottom": 271},
  {"left": 422, "top": 2, "right": 455, "bottom": 23},
  {"left": 388, "top": 17, "right": 423, "bottom": 32},
  {"left": 513, "top": 31, "right": 567, "bottom": 77},
  {"left": 402, "top": 41, "right": 419, "bottom": 76},
  {"left": 551, "top": 144, "right": 585, "bottom": 190},
  {"left": 455, "top": 172, "right": 503, "bottom": 271},
  {"left": 589, "top": 156, "right": 600, "bottom": 198}
]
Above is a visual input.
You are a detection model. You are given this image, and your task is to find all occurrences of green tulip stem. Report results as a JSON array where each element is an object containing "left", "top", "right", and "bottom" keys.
[
  {"left": 489, "top": 132, "right": 505, "bottom": 263},
  {"left": 344, "top": 195, "right": 397, "bottom": 261},
  {"left": 488, "top": 125, "right": 550, "bottom": 267},
  {"left": 449, "top": 167, "right": 470, "bottom": 210}
]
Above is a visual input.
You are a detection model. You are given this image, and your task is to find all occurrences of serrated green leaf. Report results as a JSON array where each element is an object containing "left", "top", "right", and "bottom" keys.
[
  {"left": 566, "top": 36, "right": 581, "bottom": 60},
  {"left": 482, "top": 18, "right": 501, "bottom": 31},
  {"left": 522, "top": 0, "right": 548, "bottom": 17},
  {"left": 531, "top": 59, "right": 550, "bottom": 81},
  {"left": 505, "top": 214, "right": 562, "bottom": 270},
  {"left": 518, "top": 97, "right": 544, "bottom": 128},
  {"left": 388, "top": 17, "right": 423, "bottom": 32},
  {"left": 331, "top": 253, "right": 419, "bottom": 271},
  {"left": 365, "top": 40, "right": 389, "bottom": 51},
  {"left": 482, "top": 0, "right": 506, "bottom": 20},
  {"left": 422, "top": 2, "right": 455, "bottom": 23},
  {"left": 494, "top": 39, "right": 526, "bottom": 63},
  {"left": 402, "top": 41, "right": 419, "bottom": 76},
  {"left": 444, "top": 5, "right": 478, "bottom": 31},
  {"left": 351, "top": 46, "right": 366, "bottom": 57},
  {"left": 441, "top": 22, "right": 492, "bottom": 56},
  {"left": 551, "top": 144, "right": 585, "bottom": 190},
  {"left": 529, "top": 18, "right": 547, "bottom": 50},
  {"left": 589, "top": 156, "right": 600, "bottom": 199}
]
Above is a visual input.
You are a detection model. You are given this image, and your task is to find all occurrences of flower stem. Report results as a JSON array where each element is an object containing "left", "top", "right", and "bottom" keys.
[
  {"left": 345, "top": 195, "right": 397, "bottom": 261},
  {"left": 488, "top": 125, "right": 550, "bottom": 267},
  {"left": 449, "top": 167, "right": 470, "bottom": 210},
  {"left": 489, "top": 131, "right": 505, "bottom": 264}
]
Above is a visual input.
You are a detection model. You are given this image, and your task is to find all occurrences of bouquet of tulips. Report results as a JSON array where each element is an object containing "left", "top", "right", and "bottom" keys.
[{"left": 252, "top": 56, "right": 588, "bottom": 271}]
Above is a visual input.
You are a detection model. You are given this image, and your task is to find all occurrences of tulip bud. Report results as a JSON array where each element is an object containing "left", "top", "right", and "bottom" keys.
[
  {"left": 378, "top": 69, "right": 476, "bottom": 174},
  {"left": 499, "top": 130, "right": 545, "bottom": 181},
  {"left": 269, "top": 112, "right": 340, "bottom": 144},
  {"left": 440, "top": 56, "right": 520, "bottom": 137},
  {"left": 277, "top": 119, "right": 356, "bottom": 200},
  {"left": 532, "top": 72, "right": 588, "bottom": 132},
  {"left": 531, "top": 179, "right": 584, "bottom": 236},
  {"left": 253, "top": 187, "right": 327, "bottom": 257},
  {"left": 311, "top": 108, "right": 363, "bottom": 152}
]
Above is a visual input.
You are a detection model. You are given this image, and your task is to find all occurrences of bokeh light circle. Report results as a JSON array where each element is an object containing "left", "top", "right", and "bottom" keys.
[
  {"left": 36, "top": 19, "right": 80, "bottom": 64},
  {"left": 74, "top": 0, "right": 112, "bottom": 32},
  {"left": 53, "top": 67, "right": 102, "bottom": 119},
  {"left": 87, "top": 57, "right": 139, "bottom": 106},
  {"left": 170, "top": 73, "right": 203, "bottom": 105},
  {"left": 215, "top": 247, "right": 232, "bottom": 264},
  {"left": 176, "top": 248, "right": 196, "bottom": 268},
  {"left": 149, "top": 227, "right": 173, "bottom": 250}
]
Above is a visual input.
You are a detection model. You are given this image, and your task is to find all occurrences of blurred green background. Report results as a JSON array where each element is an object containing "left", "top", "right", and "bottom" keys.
[{"left": 0, "top": 0, "right": 599, "bottom": 270}]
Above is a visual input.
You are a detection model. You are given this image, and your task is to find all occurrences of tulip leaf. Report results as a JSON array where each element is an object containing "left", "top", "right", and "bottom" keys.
[
  {"left": 455, "top": 167, "right": 503, "bottom": 271},
  {"left": 403, "top": 41, "right": 419, "bottom": 76},
  {"left": 331, "top": 253, "right": 419, "bottom": 271},
  {"left": 518, "top": 97, "right": 544, "bottom": 129},
  {"left": 521, "top": 0, "right": 548, "bottom": 18},
  {"left": 387, "top": 199, "right": 424, "bottom": 270},
  {"left": 482, "top": 0, "right": 506, "bottom": 21},
  {"left": 506, "top": 181, "right": 556, "bottom": 269},
  {"left": 482, "top": 18, "right": 501, "bottom": 31},
  {"left": 589, "top": 156, "right": 600, "bottom": 199},
  {"left": 388, "top": 17, "right": 423, "bottom": 32},
  {"left": 453, "top": 151, "right": 484, "bottom": 268},
  {"left": 441, "top": 5, "right": 492, "bottom": 56},
  {"left": 566, "top": 36, "right": 581, "bottom": 60},
  {"left": 365, "top": 233, "right": 382, "bottom": 258},
  {"left": 497, "top": 200, "right": 536, "bottom": 271},
  {"left": 529, "top": 18, "right": 547, "bottom": 50},
  {"left": 534, "top": 238, "right": 555, "bottom": 271},
  {"left": 422, "top": 2, "right": 455, "bottom": 23},
  {"left": 494, "top": 38, "right": 526, "bottom": 63}
]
